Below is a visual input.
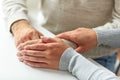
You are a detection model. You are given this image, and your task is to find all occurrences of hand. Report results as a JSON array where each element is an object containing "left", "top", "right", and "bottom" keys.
[
  {"left": 17, "top": 37, "right": 69, "bottom": 69},
  {"left": 57, "top": 28, "right": 97, "bottom": 53},
  {"left": 11, "top": 20, "right": 43, "bottom": 46}
]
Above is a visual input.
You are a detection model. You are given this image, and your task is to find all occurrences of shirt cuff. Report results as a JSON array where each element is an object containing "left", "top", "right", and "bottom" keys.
[
  {"left": 59, "top": 48, "right": 76, "bottom": 70},
  {"left": 59, "top": 48, "right": 101, "bottom": 80}
]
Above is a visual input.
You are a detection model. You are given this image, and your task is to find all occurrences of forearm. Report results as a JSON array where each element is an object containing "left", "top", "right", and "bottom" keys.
[
  {"left": 59, "top": 48, "right": 120, "bottom": 80},
  {"left": 3, "top": 0, "right": 29, "bottom": 31}
]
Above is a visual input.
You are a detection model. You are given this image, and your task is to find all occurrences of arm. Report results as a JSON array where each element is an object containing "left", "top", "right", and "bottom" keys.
[
  {"left": 57, "top": 28, "right": 120, "bottom": 53},
  {"left": 3, "top": 0, "right": 43, "bottom": 46},
  {"left": 2, "top": 0, "right": 75, "bottom": 48},
  {"left": 57, "top": 1, "right": 120, "bottom": 53},
  {"left": 59, "top": 48, "right": 120, "bottom": 80},
  {"left": 16, "top": 37, "right": 120, "bottom": 79},
  {"left": 17, "top": 37, "right": 120, "bottom": 80},
  {"left": 93, "top": 29, "right": 120, "bottom": 48}
]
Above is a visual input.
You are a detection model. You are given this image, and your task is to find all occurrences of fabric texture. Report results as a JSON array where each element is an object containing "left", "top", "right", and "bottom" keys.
[{"left": 59, "top": 48, "right": 120, "bottom": 80}]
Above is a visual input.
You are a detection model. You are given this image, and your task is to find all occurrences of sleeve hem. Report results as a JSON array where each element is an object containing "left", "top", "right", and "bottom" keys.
[{"left": 59, "top": 48, "right": 78, "bottom": 70}]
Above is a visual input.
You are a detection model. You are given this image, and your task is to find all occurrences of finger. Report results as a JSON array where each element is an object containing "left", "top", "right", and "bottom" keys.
[
  {"left": 41, "top": 36, "right": 56, "bottom": 43},
  {"left": 18, "top": 57, "right": 24, "bottom": 62},
  {"left": 17, "top": 52, "right": 24, "bottom": 62},
  {"left": 38, "top": 32, "right": 43, "bottom": 38},
  {"left": 22, "top": 56, "right": 48, "bottom": 63},
  {"left": 20, "top": 50, "right": 46, "bottom": 57},
  {"left": 75, "top": 47, "right": 85, "bottom": 53},
  {"left": 15, "top": 39, "right": 24, "bottom": 47},
  {"left": 56, "top": 32, "right": 72, "bottom": 41},
  {"left": 56, "top": 32, "right": 67, "bottom": 38},
  {"left": 56, "top": 32, "right": 70, "bottom": 37},
  {"left": 23, "top": 60, "right": 49, "bottom": 68},
  {"left": 17, "top": 51, "right": 23, "bottom": 57},
  {"left": 17, "top": 39, "right": 42, "bottom": 50},
  {"left": 22, "top": 36, "right": 31, "bottom": 43},
  {"left": 15, "top": 36, "right": 31, "bottom": 47},
  {"left": 24, "top": 43, "right": 47, "bottom": 51}
]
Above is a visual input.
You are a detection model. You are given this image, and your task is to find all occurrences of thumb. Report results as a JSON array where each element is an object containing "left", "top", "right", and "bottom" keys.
[
  {"left": 75, "top": 47, "right": 85, "bottom": 53},
  {"left": 56, "top": 33, "right": 65, "bottom": 38},
  {"left": 41, "top": 36, "right": 56, "bottom": 43},
  {"left": 56, "top": 32, "right": 71, "bottom": 40}
]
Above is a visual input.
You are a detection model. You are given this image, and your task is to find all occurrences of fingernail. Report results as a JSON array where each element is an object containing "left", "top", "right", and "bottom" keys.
[
  {"left": 17, "top": 46, "right": 21, "bottom": 51},
  {"left": 17, "top": 45, "right": 23, "bottom": 51},
  {"left": 40, "top": 36, "right": 45, "bottom": 39},
  {"left": 18, "top": 58, "right": 24, "bottom": 62}
]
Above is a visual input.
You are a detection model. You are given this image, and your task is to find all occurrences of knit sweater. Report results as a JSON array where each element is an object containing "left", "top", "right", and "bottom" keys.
[
  {"left": 59, "top": 29, "right": 120, "bottom": 80},
  {"left": 2, "top": 0, "right": 120, "bottom": 58}
]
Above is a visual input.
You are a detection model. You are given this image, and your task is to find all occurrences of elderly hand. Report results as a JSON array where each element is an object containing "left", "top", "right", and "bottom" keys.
[
  {"left": 11, "top": 20, "right": 43, "bottom": 46},
  {"left": 57, "top": 28, "right": 97, "bottom": 53},
  {"left": 17, "top": 37, "right": 69, "bottom": 69}
]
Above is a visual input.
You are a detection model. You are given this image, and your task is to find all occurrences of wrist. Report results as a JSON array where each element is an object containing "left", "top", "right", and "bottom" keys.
[{"left": 11, "top": 20, "right": 30, "bottom": 35}]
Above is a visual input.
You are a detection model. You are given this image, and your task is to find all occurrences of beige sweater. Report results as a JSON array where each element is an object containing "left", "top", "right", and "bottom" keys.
[{"left": 3, "top": 0, "right": 120, "bottom": 58}]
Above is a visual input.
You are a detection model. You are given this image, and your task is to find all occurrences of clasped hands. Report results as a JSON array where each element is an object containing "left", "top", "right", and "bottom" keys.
[
  {"left": 16, "top": 28, "right": 97, "bottom": 69},
  {"left": 12, "top": 20, "right": 97, "bottom": 69},
  {"left": 12, "top": 20, "right": 69, "bottom": 69}
]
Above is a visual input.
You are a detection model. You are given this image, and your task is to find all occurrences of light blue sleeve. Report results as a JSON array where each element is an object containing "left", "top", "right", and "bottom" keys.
[
  {"left": 59, "top": 48, "right": 120, "bottom": 80},
  {"left": 93, "top": 29, "right": 120, "bottom": 48}
]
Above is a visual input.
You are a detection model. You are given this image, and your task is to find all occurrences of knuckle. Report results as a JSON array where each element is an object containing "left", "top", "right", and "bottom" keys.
[
  {"left": 47, "top": 45, "right": 54, "bottom": 49},
  {"left": 46, "top": 52, "right": 51, "bottom": 56},
  {"left": 20, "top": 36, "right": 27, "bottom": 41},
  {"left": 22, "top": 37, "right": 27, "bottom": 41},
  {"left": 47, "top": 61, "right": 53, "bottom": 65},
  {"left": 34, "top": 45, "right": 39, "bottom": 49}
]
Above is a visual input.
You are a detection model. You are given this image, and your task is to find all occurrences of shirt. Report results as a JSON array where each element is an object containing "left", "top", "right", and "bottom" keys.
[
  {"left": 59, "top": 29, "right": 120, "bottom": 80},
  {"left": 2, "top": 0, "right": 120, "bottom": 58}
]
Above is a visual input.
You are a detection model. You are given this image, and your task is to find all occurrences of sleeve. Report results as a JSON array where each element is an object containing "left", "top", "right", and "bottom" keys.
[
  {"left": 93, "top": 29, "right": 120, "bottom": 48},
  {"left": 59, "top": 48, "right": 120, "bottom": 80},
  {"left": 2, "top": 0, "right": 29, "bottom": 31},
  {"left": 94, "top": 0, "right": 120, "bottom": 30}
]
